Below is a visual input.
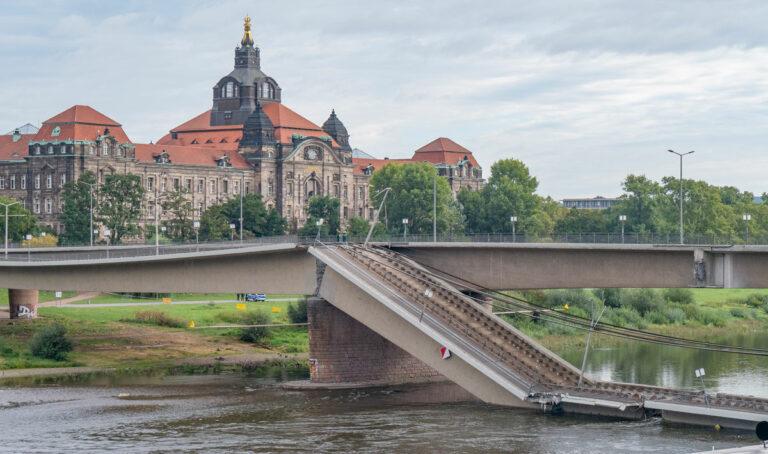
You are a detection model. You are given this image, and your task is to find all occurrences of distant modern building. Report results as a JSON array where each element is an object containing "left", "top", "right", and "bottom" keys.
[
  {"left": 0, "top": 17, "right": 484, "bottom": 234},
  {"left": 561, "top": 196, "right": 620, "bottom": 210}
]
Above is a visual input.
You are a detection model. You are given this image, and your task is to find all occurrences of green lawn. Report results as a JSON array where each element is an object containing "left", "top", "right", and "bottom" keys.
[
  {"left": 689, "top": 288, "right": 768, "bottom": 306},
  {"left": 39, "top": 299, "right": 301, "bottom": 326}
]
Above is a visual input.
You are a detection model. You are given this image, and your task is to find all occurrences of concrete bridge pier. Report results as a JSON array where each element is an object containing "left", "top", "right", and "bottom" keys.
[{"left": 8, "top": 289, "right": 39, "bottom": 319}]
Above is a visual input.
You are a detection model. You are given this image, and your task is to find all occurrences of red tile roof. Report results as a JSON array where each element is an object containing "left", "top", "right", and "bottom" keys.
[
  {"left": 134, "top": 143, "right": 250, "bottom": 169},
  {"left": 33, "top": 105, "right": 131, "bottom": 143},
  {"left": 0, "top": 134, "right": 33, "bottom": 161},
  {"left": 412, "top": 137, "right": 479, "bottom": 167},
  {"left": 351, "top": 157, "right": 412, "bottom": 175},
  {"left": 159, "top": 103, "right": 338, "bottom": 148}
]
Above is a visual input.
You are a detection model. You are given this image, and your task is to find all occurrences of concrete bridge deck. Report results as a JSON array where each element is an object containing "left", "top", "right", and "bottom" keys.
[{"left": 310, "top": 244, "right": 768, "bottom": 430}]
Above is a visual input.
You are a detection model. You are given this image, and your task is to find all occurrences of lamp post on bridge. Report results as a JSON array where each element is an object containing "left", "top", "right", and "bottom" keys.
[
  {"left": 510, "top": 216, "right": 517, "bottom": 242},
  {"left": 82, "top": 181, "right": 97, "bottom": 247},
  {"left": 668, "top": 150, "right": 695, "bottom": 244},
  {"left": 743, "top": 213, "right": 752, "bottom": 244},
  {"left": 619, "top": 214, "right": 627, "bottom": 244},
  {"left": 1, "top": 200, "right": 21, "bottom": 259},
  {"left": 402, "top": 218, "right": 409, "bottom": 242},
  {"left": 315, "top": 218, "right": 324, "bottom": 243}
]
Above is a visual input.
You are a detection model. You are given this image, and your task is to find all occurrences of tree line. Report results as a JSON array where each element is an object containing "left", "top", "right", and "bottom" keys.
[{"left": 2, "top": 159, "right": 765, "bottom": 245}]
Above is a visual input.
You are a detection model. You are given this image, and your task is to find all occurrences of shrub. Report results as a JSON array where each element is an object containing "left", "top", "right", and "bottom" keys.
[
  {"left": 238, "top": 310, "right": 272, "bottom": 343},
  {"left": 544, "top": 289, "right": 597, "bottom": 312},
  {"left": 665, "top": 307, "right": 687, "bottom": 324},
  {"left": 287, "top": 299, "right": 308, "bottom": 324},
  {"left": 695, "top": 308, "right": 727, "bottom": 327},
  {"left": 663, "top": 288, "right": 694, "bottom": 305},
  {"left": 595, "top": 288, "right": 623, "bottom": 308},
  {"left": 29, "top": 324, "right": 73, "bottom": 360},
  {"left": 622, "top": 289, "right": 663, "bottom": 316},
  {"left": 606, "top": 307, "right": 646, "bottom": 329},
  {"left": 744, "top": 293, "right": 768, "bottom": 308},
  {"left": 729, "top": 307, "right": 749, "bottom": 319},
  {"left": 645, "top": 309, "right": 671, "bottom": 325},
  {"left": 130, "top": 311, "right": 185, "bottom": 328}
]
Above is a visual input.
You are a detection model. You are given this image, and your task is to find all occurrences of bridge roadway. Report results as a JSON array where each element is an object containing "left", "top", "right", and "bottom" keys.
[
  {"left": 2, "top": 239, "right": 768, "bottom": 292},
  {"left": 311, "top": 244, "right": 768, "bottom": 430}
]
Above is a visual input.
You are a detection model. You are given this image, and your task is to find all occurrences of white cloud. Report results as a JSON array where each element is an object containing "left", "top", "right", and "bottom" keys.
[{"left": 1, "top": 0, "right": 767, "bottom": 198}]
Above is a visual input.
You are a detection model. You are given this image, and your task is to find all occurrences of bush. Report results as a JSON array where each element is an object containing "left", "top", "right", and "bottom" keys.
[
  {"left": 694, "top": 308, "right": 727, "bottom": 327},
  {"left": 622, "top": 289, "right": 663, "bottom": 316},
  {"left": 744, "top": 293, "right": 768, "bottom": 308},
  {"left": 605, "top": 306, "right": 646, "bottom": 329},
  {"left": 287, "top": 299, "right": 308, "bottom": 324},
  {"left": 645, "top": 309, "right": 671, "bottom": 325},
  {"left": 729, "top": 307, "right": 749, "bottom": 319},
  {"left": 130, "top": 311, "right": 185, "bottom": 328},
  {"left": 29, "top": 324, "right": 73, "bottom": 360},
  {"left": 595, "top": 288, "right": 623, "bottom": 308},
  {"left": 544, "top": 289, "right": 597, "bottom": 312},
  {"left": 238, "top": 310, "right": 272, "bottom": 343},
  {"left": 665, "top": 307, "right": 687, "bottom": 324},
  {"left": 663, "top": 288, "right": 694, "bottom": 305}
]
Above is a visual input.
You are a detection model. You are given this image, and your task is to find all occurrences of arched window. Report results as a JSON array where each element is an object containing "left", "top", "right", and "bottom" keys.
[
  {"left": 224, "top": 82, "right": 234, "bottom": 98},
  {"left": 101, "top": 141, "right": 109, "bottom": 156},
  {"left": 262, "top": 82, "right": 274, "bottom": 99}
]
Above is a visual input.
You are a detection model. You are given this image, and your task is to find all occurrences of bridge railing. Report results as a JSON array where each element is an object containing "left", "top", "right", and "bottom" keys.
[{"left": 2, "top": 232, "right": 766, "bottom": 263}]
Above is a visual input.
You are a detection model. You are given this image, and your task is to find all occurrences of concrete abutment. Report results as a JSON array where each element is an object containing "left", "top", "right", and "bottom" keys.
[{"left": 8, "top": 289, "right": 39, "bottom": 319}]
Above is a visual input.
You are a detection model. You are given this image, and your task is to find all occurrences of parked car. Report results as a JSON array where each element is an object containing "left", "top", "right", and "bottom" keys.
[{"left": 245, "top": 293, "right": 267, "bottom": 302}]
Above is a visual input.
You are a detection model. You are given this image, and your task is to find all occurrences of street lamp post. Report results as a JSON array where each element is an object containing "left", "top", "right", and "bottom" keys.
[
  {"left": 743, "top": 213, "right": 752, "bottom": 244},
  {"left": 402, "top": 218, "right": 409, "bottom": 242},
  {"left": 619, "top": 215, "right": 627, "bottom": 244},
  {"left": 510, "top": 216, "right": 517, "bottom": 242},
  {"left": 1, "top": 201, "right": 21, "bottom": 259},
  {"left": 315, "top": 218, "right": 324, "bottom": 243},
  {"left": 239, "top": 171, "right": 244, "bottom": 244},
  {"left": 433, "top": 170, "right": 437, "bottom": 242},
  {"left": 668, "top": 150, "right": 695, "bottom": 244},
  {"left": 193, "top": 220, "right": 200, "bottom": 248},
  {"left": 229, "top": 223, "right": 236, "bottom": 241},
  {"left": 82, "top": 182, "right": 97, "bottom": 247}
]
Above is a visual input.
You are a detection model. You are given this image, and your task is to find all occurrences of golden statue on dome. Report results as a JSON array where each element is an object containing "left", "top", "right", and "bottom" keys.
[{"left": 241, "top": 15, "right": 254, "bottom": 47}]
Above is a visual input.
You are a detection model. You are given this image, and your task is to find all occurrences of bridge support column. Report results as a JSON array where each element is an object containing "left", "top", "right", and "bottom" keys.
[
  {"left": 307, "top": 297, "right": 443, "bottom": 385},
  {"left": 8, "top": 289, "right": 39, "bottom": 319}
]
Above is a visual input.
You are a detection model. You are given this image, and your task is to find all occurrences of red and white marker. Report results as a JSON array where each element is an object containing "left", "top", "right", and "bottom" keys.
[{"left": 440, "top": 346, "right": 451, "bottom": 359}]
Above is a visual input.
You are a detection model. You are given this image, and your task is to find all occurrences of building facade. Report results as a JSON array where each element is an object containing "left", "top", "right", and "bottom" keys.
[
  {"left": 0, "top": 17, "right": 484, "bottom": 237},
  {"left": 561, "top": 196, "right": 620, "bottom": 210}
]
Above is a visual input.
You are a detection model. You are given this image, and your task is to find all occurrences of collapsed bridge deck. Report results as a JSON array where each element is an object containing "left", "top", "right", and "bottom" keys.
[{"left": 310, "top": 244, "right": 768, "bottom": 430}]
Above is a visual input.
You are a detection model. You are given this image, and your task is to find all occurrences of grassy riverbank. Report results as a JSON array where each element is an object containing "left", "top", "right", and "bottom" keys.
[{"left": 0, "top": 293, "right": 308, "bottom": 371}]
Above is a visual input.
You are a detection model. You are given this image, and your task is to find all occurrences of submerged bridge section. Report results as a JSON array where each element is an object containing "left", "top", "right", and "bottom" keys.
[{"left": 310, "top": 244, "right": 768, "bottom": 430}]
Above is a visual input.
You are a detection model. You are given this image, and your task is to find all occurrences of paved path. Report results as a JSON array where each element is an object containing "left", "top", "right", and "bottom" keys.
[
  {"left": 60, "top": 297, "right": 302, "bottom": 308},
  {"left": 39, "top": 292, "right": 102, "bottom": 307}
]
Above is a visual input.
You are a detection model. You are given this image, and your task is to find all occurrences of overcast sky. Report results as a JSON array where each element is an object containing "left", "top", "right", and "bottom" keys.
[{"left": 1, "top": 0, "right": 767, "bottom": 198}]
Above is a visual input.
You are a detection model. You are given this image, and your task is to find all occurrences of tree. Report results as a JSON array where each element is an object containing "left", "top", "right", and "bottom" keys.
[
  {"left": 0, "top": 196, "right": 37, "bottom": 242},
  {"left": 347, "top": 216, "right": 386, "bottom": 239},
  {"left": 459, "top": 159, "right": 547, "bottom": 236},
  {"left": 98, "top": 173, "right": 145, "bottom": 244},
  {"left": 299, "top": 196, "right": 340, "bottom": 236},
  {"left": 160, "top": 189, "right": 195, "bottom": 242},
  {"left": 370, "top": 163, "right": 462, "bottom": 235},
  {"left": 59, "top": 172, "right": 97, "bottom": 245},
  {"left": 200, "top": 193, "right": 285, "bottom": 241},
  {"left": 554, "top": 208, "right": 610, "bottom": 234}
]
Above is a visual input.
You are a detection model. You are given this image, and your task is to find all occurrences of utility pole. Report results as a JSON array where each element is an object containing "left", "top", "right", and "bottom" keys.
[
  {"left": 668, "top": 150, "right": 694, "bottom": 244},
  {"left": 83, "top": 182, "right": 96, "bottom": 247},
  {"left": 433, "top": 171, "right": 437, "bottom": 242},
  {"left": 1, "top": 201, "right": 21, "bottom": 259}
]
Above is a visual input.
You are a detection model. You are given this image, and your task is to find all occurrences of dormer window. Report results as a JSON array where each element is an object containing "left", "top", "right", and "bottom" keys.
[
  {"left": 363, "top": 164, "right": 374, "bottom": 176},
  {"left": 261, "top": 82, "right": 275, "bottom": 99},
  {"left": 52, "top": 126, "right": 61, "bottom": 137},
  {"left": 60, "top": 144, "right": 67, "bottom": 154},
  {"left": 34, "top": 145, "right": 41, "bottom": 155},
  {"left": 47, "top": 145, "right": 54, "bottom": 154},
  {"left": 154, "top": 151, "right": 170, "bottom": 164},
  {"left": 216, "top": 155, "right": 231, "bottom": 167}
]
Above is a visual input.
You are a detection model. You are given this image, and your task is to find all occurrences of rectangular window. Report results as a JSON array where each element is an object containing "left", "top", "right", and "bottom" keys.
[
  {"left": 10, "top": 175, "right": 15, "bottom": 189},
  {"left": 21, "top": 175, "right": 26, "bottom": 189},
  {"left": 268, "top": 183, "right": 273, "bottom": 196},
  {"left": 35, "top": 174, "right": 40, "bottom": 189},
  {"left": 358, "top": 187, "right": 364, "bottom": 201},
  {"left": 0, "top": 177, "right": 5, "bottom": 189},
  {"left": 343, "top": 185, "right": 348, "bottom": 201},
  {"left": 287, "top": 183, "right": 293, "bottom": 196},
  {"left": 60, "top": 174, "right": 66, "bottom": 187},
  {"left": 343, "top": 206, "right": 348, "bottom": 219},
  {"left": 147, "top": 176, "right": 154, "bottom": 191},
  {"left": 45, "top": 198, "right": 52, "bottom": 214},
  {"left": 210, "top": 180, "right": 216, "bottom": 194},
  {"left": 185, "top": 178, "right": 192, "bottom": 191},
  {"left": 197, "top": 179, "right": 204, "bottom": 193},
  {"left": 223, "top": 180, "right": 229, "bottom": 194},
  {"left": 173, "top": 178, "right": 180, "bottom": 191},
  {"left": 245, "top": 182, "right": 250, "bottom": 194},
  {"left": 234, "top": 181, "right": 240, "bottom": 194},
  {"left": 46, "top": 174, "right": 52, "bottom": 189},
  {"left": 161, "top": 178, "right": 167, "bottom": 192},
  {"left": 33, "top": 199, "right": 40, "bottom": 213}
]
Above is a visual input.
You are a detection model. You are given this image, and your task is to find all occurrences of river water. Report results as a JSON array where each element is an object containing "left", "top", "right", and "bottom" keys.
[{"left": 1, "top": 335, "right": 767, "bottom": 453}]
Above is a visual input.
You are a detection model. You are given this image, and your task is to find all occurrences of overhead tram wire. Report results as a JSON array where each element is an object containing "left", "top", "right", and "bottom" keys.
[{"left": 352, "top": 245, "right": 768, "bottom": 356}]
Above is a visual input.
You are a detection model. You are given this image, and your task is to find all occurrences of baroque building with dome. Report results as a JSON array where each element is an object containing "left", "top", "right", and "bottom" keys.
[{"left": 0, "top": 17, "right": 484, "bottom": 235}]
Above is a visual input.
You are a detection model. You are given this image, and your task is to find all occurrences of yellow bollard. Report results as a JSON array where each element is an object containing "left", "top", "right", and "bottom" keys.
[
  {"left": 236, "top": 303, "right": 246, "bottom": 311},
  {"left": 271, "top": 306, "right": 282, "bottom": 313},
  {"left": 187, "top": 320, "right": 196, "bottom": 328},
  {"left": 162, "top": 297, "right": 172, "bottom": 304}
]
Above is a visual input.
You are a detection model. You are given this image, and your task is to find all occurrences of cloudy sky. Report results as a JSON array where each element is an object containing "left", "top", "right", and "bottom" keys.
[{"left": 1, "top": 0, "right": 767, "bottom": 198}]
